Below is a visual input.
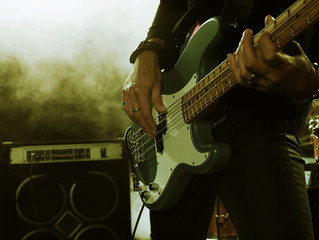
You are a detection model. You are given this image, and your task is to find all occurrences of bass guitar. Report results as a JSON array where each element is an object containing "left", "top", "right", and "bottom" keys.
[{"left": 125, "top": 0, "right": 319, "bottom": 210}]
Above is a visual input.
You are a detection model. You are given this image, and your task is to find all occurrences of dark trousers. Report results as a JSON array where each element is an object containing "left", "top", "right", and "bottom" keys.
[{"left": 150, "top": 117, "right": 314, "bottom": 240}]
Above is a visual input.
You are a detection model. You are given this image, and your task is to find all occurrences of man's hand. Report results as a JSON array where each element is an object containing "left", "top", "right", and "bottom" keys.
[
  {"left": 122, "top": 50, "right": 166, "bottom": 137},
  {"left": 227, "top": 15, "right": 319, "bottom": 99}
]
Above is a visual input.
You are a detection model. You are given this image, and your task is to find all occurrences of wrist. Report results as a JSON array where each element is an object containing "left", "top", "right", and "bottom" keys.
[
  {"left": 129, "top": 40, "right": 164, "bottom": 65},
  {"left": 135, "top": 51, "right": 160, "bottom": 66}
]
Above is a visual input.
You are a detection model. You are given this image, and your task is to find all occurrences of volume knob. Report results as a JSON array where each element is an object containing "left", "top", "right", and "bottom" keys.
[
  {"left": 149, "top": 183, "right": 159, "bottom": 191},
  {"left": 141, "top": 191, "right": 151, "bottom": 200}
]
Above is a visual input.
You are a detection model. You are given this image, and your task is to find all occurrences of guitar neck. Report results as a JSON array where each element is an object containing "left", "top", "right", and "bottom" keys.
[{"left": 182, "top": 0, "right": 319, "bottom": 124}]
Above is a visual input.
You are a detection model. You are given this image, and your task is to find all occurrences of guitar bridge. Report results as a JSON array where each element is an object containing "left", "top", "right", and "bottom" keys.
[
  {"left": 125, "top": 127, "right": 147, "bottom": 191},
  {"left": 126, "top": 128, "right": 146, "bottom": 166}
]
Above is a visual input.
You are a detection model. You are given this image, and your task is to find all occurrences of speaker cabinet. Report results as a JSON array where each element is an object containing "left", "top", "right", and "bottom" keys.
[{"left": 0, "top": 140, "right": 131, "bottom": 240}]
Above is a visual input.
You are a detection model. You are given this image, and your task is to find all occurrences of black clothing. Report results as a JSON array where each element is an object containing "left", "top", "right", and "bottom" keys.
[
  {"left": 150, "top": 119, "right": 313, "bottom": 240},
  {"left": 141, "top": 0, "right": 318, "bottom": 239}
]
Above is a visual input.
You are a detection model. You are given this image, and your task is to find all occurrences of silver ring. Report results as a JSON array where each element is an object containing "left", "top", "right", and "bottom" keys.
[
  {"left": 132, "top": 108, "right": 140, "bottom": 113},
  {"left": 122, "top": 102, "right": 128, "bottom": 105},
  {"left": 246, "top": 74, "right": 259, "bottom": 86}
]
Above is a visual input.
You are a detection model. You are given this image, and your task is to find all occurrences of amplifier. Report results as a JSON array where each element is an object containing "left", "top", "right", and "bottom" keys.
[{"left": 0, "top": 139, "right": 131, "bottom": 240}]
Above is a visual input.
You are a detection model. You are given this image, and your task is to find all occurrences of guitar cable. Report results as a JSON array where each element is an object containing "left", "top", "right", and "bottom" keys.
[{"left": 131, "top": 204, "right": 145, "bottom": 240}]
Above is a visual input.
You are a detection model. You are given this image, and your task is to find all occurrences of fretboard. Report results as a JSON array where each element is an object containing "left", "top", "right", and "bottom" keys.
[{"left": 182, "top": 0, "right": 319, "bottom": 123}]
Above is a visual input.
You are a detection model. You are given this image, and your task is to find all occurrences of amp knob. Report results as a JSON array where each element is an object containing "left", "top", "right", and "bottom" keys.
[
  {"left": 149, "top": 183, "right": 159, "bottom": 191},
  {"left": 141, "top": 191, "right": 151, "bottom": 200}
]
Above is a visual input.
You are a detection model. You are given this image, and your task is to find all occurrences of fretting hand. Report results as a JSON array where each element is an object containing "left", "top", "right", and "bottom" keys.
[{"left": 227, "top": 15, "right": 319, "bottom": 99}]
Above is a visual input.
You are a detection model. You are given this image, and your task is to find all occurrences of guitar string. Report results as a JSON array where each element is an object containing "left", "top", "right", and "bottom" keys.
[{"left": 130, "top": 1, "right": 318, "bottom": 157}]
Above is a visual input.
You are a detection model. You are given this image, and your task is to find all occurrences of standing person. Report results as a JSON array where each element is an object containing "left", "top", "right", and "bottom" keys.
[{"left": 123, "top": 0, "right": 319, "bottom": 239}]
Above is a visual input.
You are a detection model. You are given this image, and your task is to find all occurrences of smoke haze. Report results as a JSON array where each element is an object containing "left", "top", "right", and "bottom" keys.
[{"left": 0, "top": 0, "right": 158, "bottom": 142}]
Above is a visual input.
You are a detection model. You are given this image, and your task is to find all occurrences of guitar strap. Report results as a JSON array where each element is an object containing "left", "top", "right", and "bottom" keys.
[
  {"left": 164, "top": 0, "right": 256, "bottom": 71},
  {"left": 164, "top": 4, "right": 199, "bottom": 71}
]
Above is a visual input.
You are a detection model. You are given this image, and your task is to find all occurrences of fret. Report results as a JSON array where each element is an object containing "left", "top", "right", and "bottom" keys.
[
  {"left": 217, "top": 76, "right": 223, "bottom": 96},
  {"left": 228, "top": 73, "right": 233, "bottom": 88},
  {"left": 204, "top": 91, "right": 208, "bottom": 107},
  {"left": 188, "top": 101, "right": 192, "bottom": 117},
  {"left": 211, "top": 80, "right": 217, "bottom": 96},
  {"left": 306, "top": 12, "right": 310, "bottom": 24},
  {"left": 202, "top": 92, "right": 206, "bottom": 107},
  {"left": 206, "top": 84, "right": 211, "bottom": 101},
  {"left": 188, "top": 100, "right": 192, "bottom": 121},
  {"left": 196, "top": 92, "right": 199, "bottom": 110},
  {"left": 209, "top": 88, "right": 213, "bottom": 102},
  {"left": 199, "top": 81, "right": 205, "bottom": 108},
  {"left": 184, "top": 107, "right": 189, "bottom": 122},
  {"left": 219, "top": 64, "right": 224, "bottom": 79},
  {"left": 221, "top": 76, "right": 225, "bottom": 93},
  {"left": 193, "top": 94, "right": 198, "bottom": 112},
  {"left": 194, "top": 102, "right": 198, "bottom": 116},
  {"left": 290, "top": 25, "right": 295, "bottom": 37},
  {"left": 220, "top": 62, "right": 226, "bottom": 92},
  {"left": 210, "top": 82, "right": 216, "bottom": 100},
  {"left": 190, "top": 108, "right": 194, "bottom": 120},
  {"left": 202, "top": 77, "right": 208, "bottom": 106},
  {"left": 200, "top": 89, "right": 205, "bottom": 108},
  {"left": 195, "top": 83, "right": 201, "bottom": 111},
  {"left": 273, "top": 20, "right": 282, "bottom": 49},
  {"left": 194, "top": 84, "right": 198, "bottom": 94},
  {"left": 190, "top": 88, "right": 195, "bottom": 112},
  {"left": 204, "top": 77, "right": 213, "bottom": 103},
  {"left": 225, "top": 61, "right": 232, "bottom": 88},
  {"left": 209, "top": 71, "right": 215, "bottom": 81},
  {"left": 276, "top": 36, "right": 281, "bottom": 49},
  {"left": 224, "top": 72, "right": 231, "bottom": 90},
  {"left": 215, "top": 85, "right": 219, "bottom": 98},
  {"left": 187, "top": 95, "right": 192, "bottom": 120},
  {"left": 287, "top": 9, "right": 296, "bottom": 37}
]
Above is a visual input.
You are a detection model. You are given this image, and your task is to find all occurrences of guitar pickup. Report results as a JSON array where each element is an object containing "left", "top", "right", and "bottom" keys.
[{"left": 155, "top": 113, "right": 167, "bottom": 154}]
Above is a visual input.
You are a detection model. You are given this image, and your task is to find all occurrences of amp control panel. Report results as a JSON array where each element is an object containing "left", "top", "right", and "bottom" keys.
[{"left": 8, "top": 142, "right": 123, "bottom": 164}]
